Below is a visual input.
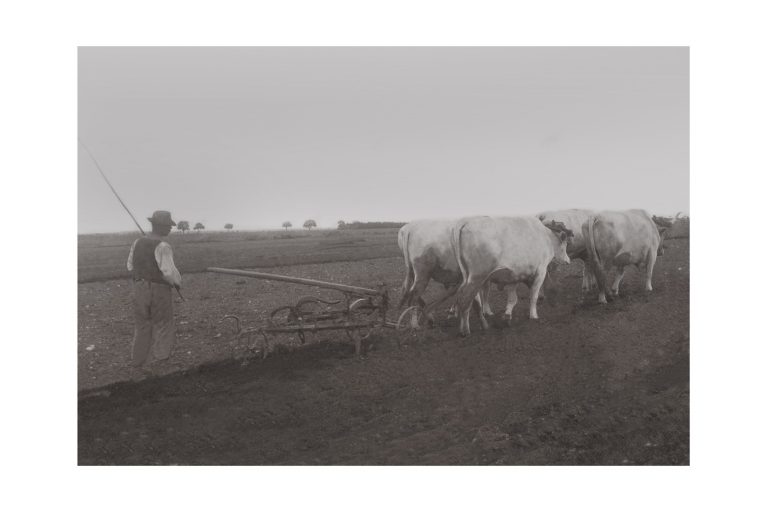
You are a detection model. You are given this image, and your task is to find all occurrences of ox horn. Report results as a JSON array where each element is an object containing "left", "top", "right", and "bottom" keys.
[{"left": 544, "top": 220, "right": 573, "bottom": 238}]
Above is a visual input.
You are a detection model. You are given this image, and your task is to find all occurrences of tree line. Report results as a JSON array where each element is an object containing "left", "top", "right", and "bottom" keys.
[
  {"left": 173, "top": 219, "right": 406, "bottom": 233},
  {"left": 175, "top": 221, "right": 234, "bottom": 233},
  {"left": 337, "top": 220, "right": 406, "bottom": 230}
]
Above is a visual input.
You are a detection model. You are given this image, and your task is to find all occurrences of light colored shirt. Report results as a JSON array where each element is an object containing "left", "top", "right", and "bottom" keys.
[{"left": 127, "top": 238, "right": 182, "bottom": 287}]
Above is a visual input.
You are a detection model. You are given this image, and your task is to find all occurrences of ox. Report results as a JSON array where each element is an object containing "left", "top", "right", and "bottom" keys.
[
  {"left": 398, "top": 219, "right": 490, "bottom": 328},
  {"left": 582, "top": 209, "right": 669, "bottom": 304},
  {"left": 651, "top": 214, "right": 675, "bottom": 256},
  {"left": 451, "top": 216, "right": 573, "bottom": 337},
  {"left": 537, "top": 209, "right": 597, "bottom": 295}
]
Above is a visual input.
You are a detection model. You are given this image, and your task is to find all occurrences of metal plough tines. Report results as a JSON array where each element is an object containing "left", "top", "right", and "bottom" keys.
[{"left": 208, "top": 267, "right": 403, "bottom": 359}]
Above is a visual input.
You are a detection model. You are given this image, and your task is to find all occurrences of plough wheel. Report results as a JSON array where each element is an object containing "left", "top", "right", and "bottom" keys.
[
  {"left": 396, "top": 306, "right": 424, "bottom": 331},
  {"left": 347, "top": 298, "right": 378, "bottom": 356}
]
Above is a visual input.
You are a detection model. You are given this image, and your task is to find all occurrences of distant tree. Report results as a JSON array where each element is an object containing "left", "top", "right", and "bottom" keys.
[
  {"left": 337, "top": 220, "right": 346, "bottom": 230},
  {"left": 224, "top": 223, "right": 233, "bottom": 231},
  {"left": 303, "top": 219, "right": 317, "bottom": 230},
  {"left": 194, "top": 222, "right": 205, "bottom": 232},
  {"left": 176, "top": 220, "right": 190, "bottom": 234},
  {"left": 282, "top": 221, "right": 292, "bottom": 231}
]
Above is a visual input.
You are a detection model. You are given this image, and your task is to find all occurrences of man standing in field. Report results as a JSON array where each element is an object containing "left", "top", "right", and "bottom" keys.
[{"left": 126, "top": 210, "right": 182, "bottom": 368}]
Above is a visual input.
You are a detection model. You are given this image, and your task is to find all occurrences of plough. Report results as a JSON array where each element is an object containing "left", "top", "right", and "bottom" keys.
[{"left": 207, "top": 267, "right": 415, "bottom": 358}]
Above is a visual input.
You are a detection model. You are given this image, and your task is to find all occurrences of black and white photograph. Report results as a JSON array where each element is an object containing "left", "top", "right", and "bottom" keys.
[
  {"left": 8, "top": 0, "right": 768, "bottom": 508},
  {"left": 77, "top": 46, "right": 689, "bottom": 465}
]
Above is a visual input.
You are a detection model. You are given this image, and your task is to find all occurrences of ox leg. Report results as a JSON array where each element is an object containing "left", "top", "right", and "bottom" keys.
[
  {"left": 456, "top": 277, "right": 486, "bottom": 337},
  {"left": 580, "top": 268, "right": 593, "bottom": 302},
  {"left": 592, "top": 264, "right": 608, "bottom": 304},
  {"left": 473, "top": 295, "right": 490, "bottom": 331},
  {"left": 480, "top": 280, "right": 493, "bottom": 317},
  {"left": 407, "top": 274, "right": 431, "bottom": 328},
  {"left": 422, "top": 285, "right": 459, "bottom": 326},
  {"left": 444, "top": 284, "right": 459, "bottom": 318},
  {"left": 398, "top": 268, "right": 415, "bottom": 309},
  {"left": 645, "top": 251, "right": 658, "bottom": 292},
  {"left": 459, "top": 307, "right": 471, "bottom": 338},
  {"left": 415, "top": 297, "right": 431, "bottom": 328},
  {"left": 529, "top": 269, "right": 547, "bottom": 319},
  {"left": 611, "top": 267, "right": 626, "bottom": 297},
  {"left": 503, "top": 286, "right": 518, "bottom": 326},
  {"left": 586, "top": 256, "right": 609, "bottom": 305},
  {"left": 581, "top": 268, "right": 592, "bottom": 293}
]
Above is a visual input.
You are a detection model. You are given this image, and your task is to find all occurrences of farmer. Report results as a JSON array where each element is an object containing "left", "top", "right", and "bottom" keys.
[{"left": 126, "top": 210, "right": 182, "bottom": 367}]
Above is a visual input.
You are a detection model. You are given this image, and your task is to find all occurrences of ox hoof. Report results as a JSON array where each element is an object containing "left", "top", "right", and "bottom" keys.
[{"left": 504, "top": 314, "right": 513, "bottom": 327}]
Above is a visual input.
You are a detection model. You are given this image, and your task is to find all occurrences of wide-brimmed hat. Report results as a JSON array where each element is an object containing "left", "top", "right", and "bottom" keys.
[{"left": 147, "top": 210, "right": 176, "bottom": 226}]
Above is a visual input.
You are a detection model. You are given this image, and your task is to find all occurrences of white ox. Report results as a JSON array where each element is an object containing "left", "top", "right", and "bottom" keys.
[
  {"left": 398, "top": 220, "right": 490, "bottom": 327},
  {"left": 582, "top": 209, "right": 669, "bottom": 304},
  {"left": 451, "top": 216, "right": 572, "bottom": 337},
  {"left": 537, "top": 209, "right": 597, "bottom": 294}
]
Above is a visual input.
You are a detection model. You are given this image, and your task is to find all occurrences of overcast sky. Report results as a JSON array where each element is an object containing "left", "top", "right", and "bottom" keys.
[{"left": 78, "top": 47, "right": 688, "bottom": 233}]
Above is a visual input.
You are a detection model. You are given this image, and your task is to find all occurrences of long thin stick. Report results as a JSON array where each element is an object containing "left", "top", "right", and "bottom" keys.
[
  {"left": 80, "top": 139, "right": 185, "bottom": 301},
  {"left": 206, "top": 267, "right": 383, "bottom": 297},
  {"left": 79, "top": 139, "right": 146, "bottom": 235}
]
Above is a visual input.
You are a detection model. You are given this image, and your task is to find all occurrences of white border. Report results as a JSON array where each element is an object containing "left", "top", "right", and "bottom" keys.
[{"left": 4, "top": 0, "right": 767, "bottom": 510}]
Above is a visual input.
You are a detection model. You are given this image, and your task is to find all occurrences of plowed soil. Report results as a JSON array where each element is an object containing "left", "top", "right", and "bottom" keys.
[{"left": 78, "top": 232, "right": 689, "bottom": 465}]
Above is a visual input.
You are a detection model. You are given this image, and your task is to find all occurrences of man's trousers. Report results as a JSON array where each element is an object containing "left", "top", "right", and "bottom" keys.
[{"left": 131, "top": 280, "right": 176, "bottom": 366}]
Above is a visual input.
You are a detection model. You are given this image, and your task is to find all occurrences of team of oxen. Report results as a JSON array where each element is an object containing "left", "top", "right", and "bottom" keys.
[{"left": 397, "top": 209, "right": 675, "bottom": 336}]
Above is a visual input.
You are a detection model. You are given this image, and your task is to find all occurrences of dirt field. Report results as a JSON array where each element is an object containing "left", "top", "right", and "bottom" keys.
[{"left": 78, "top": 229, "right": 689, "bottom": 465}]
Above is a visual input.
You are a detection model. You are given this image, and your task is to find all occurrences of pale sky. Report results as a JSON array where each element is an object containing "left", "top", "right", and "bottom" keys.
[{"left": 78, "top": 47, "right": 688, "bottom": 233}]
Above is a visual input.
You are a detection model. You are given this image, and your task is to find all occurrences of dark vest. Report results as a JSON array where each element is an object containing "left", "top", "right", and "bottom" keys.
[{"left": 132, "top": 237, "right": 166, "bottom": 284}]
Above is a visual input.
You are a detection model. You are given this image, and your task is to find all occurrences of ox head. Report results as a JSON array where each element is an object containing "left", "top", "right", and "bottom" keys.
[
  {"left": 544, "top": 220, "right": 574, "bottom": 264},
  {"left": 652, "top": 215, "right": 674, "bottom": 230},
  {"left": 652, "top": 215, "right": 674, "bottom": 256}
]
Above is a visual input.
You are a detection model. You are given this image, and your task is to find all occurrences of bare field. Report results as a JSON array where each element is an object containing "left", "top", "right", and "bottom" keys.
[
  {"left": 78, "top": 229, "right": 689, "bottom": 465},
  {"left": 78, "top": 228, "right": 402, "bottom": 283}
]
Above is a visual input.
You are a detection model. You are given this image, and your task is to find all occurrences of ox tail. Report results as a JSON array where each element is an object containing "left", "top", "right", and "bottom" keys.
[
  {"left": 451, "top": 221, "right": 470, "bottom": 286},
  {"left": 398, "top": 228, "right": 414, "bottom": 308},
  {"left": 584, "top": 216, "right": 608, "bottom": 294},
  {"left": 450, "top": 220, "right": 472, "bottom": 314}
]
